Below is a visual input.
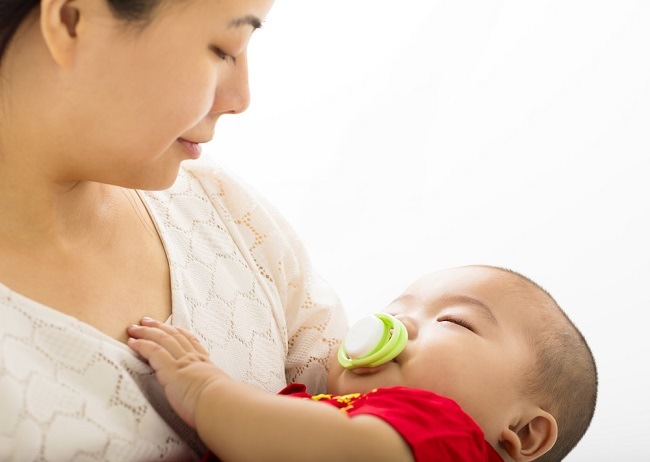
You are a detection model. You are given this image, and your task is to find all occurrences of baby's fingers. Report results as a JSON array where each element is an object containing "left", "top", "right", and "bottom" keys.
[
  {"left": 127, "top": 337, "right": 177, "bottom": 379},
  {"left": 139, "top": 318, "right": 209, "bottom": 356},
  {"left": 174, "top": 326, "right": 210, "bottom": 356},
  {"left": 128, "top": 319, "right": 192, "bottom": 358}
]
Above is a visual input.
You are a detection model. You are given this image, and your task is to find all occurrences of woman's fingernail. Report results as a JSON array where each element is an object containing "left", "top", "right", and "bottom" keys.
[{"left": 142, "top": 317, "right": 154, "bottom": 323}]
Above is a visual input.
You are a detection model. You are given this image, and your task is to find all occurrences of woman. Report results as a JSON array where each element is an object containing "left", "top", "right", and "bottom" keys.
[{"left": 0, "top": 0, "right": 347, "bottom": 460}]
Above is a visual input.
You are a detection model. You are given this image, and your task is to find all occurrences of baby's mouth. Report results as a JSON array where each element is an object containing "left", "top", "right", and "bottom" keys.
[{"left": 349, "top": 359, "right": 396, "bottom": 376}]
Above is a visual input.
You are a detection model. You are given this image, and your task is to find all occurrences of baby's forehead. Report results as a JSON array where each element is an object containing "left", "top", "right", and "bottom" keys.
[
  {"left": 409, "top": 266, "right": 536, "bottom": 296},
  {"left": 405, "top": 266, "right": 552, "bottom": 320}
]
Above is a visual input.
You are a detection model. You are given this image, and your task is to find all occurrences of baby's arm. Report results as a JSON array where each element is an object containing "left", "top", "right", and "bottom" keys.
[{"left": 127, "top": 318, "right": 413, "bottom": 462}]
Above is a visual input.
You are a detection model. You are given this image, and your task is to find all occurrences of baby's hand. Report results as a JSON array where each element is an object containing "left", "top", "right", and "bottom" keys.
[{"left": 127, "top": 318, "right": 226, "bottom": 429}]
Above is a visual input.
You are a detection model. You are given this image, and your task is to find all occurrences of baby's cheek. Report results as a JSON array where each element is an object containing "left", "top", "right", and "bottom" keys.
[
  {"left": 325, "top": 348, "right": 344, "bottom": 393},
  {"left": 327, "top": 344, "right": 341, "bottom": 368}
]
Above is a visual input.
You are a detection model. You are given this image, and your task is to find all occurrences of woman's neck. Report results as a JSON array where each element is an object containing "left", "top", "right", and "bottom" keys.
[{"left": 0, "top": 165, "right": 132, "bottom": 250}]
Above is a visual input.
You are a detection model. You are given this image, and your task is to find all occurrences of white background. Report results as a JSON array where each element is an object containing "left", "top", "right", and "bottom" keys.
[{"left": 205, "top": 1, "right": 650, "bottom": 460}]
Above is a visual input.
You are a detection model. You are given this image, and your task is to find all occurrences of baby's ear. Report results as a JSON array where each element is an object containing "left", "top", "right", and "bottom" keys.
[{"left": 500, "top": 410, "right": 558, "bottom": 461}]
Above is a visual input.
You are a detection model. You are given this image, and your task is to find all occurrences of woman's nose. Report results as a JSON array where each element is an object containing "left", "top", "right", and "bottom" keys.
[
  {"left": 211, "top": 52, "right": 251, "bottom": 116},
  {"left": 394, "top": 314, "right": 418, "bottom": 340}
]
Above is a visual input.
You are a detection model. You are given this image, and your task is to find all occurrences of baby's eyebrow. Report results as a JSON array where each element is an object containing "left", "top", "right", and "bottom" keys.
[{"left": 392, "top": 293, "right": 499, "bottom": 326}]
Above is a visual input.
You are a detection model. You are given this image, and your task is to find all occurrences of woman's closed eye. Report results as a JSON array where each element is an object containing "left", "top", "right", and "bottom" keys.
[
  {"left": 210, "top": 46, "right": 237, "bottom": 64},
  {"left": 437, "top": 315, "right": 475, "bottom": 333}
]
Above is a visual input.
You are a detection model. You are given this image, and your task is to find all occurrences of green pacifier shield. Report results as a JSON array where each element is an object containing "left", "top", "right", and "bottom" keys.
[{"left": 338, "top": 313, "right": 408, "bottom": 369}]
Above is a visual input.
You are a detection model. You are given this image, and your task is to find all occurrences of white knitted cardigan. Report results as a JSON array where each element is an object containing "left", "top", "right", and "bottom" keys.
[{"left": 0, "top": 161, "right": 348, "bottom": 461}]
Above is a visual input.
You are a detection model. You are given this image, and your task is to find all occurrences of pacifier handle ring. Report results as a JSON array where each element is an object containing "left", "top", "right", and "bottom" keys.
[{"left": 338, "top": 313, "right": 408, "bottom": 369}]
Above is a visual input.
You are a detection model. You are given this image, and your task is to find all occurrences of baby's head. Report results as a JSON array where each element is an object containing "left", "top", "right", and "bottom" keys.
[{"left": 327, "top": 265, "right": 597, "bottom": 462}]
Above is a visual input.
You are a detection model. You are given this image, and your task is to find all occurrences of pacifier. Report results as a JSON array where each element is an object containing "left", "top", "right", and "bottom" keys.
[{"left": 338, "top": 313, "right": 408, "bottom": 370}]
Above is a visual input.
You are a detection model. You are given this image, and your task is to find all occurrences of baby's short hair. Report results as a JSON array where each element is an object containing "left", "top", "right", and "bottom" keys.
[{"left": 497, "top": 268, "right": 598, "bottom": 462}]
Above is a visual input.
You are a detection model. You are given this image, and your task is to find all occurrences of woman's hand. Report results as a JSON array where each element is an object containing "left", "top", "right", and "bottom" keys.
[{"left": 127, "top": 318, "right": 227, "bottom": 428}]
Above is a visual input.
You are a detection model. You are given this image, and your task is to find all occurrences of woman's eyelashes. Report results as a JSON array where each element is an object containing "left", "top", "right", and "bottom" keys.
[
  {"left": 437, "top": 315, "right": 475, "bottom": 332},
  {"left": 210, "top": 46, "right": 237, "bottom": 64}
]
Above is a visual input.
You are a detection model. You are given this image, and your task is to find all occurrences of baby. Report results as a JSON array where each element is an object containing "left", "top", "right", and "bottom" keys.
[{"left": 127, "top": 265, "right": 597, "bottom": 462}]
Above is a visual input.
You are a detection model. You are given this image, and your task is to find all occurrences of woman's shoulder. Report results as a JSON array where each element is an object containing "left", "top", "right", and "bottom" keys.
[
  {"left": 140, "top": 160, "right": 264, "bottom": 222},
  {"left": 174, "top": 160, "right": 302, "bottom": 247},
  {"left": 179, "top": 159, "right": 259, "bottom": 199},
  {"left": 143, "top": 160, "right": 271, "bottom": 221}
]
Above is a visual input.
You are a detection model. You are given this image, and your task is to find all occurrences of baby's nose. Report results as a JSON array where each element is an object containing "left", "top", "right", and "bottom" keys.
[{"left": 393, "top": 314, "right": 418, "bottom": 340}]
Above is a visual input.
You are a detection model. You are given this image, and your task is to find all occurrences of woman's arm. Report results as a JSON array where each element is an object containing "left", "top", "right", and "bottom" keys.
[{"left": 127, "top": 319, "right": 413, "bottom": 462}]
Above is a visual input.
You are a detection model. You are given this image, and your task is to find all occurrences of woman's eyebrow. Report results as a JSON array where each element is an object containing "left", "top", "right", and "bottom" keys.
[{"left": 229, "top": 15, "right": 262, "bottom": 30}]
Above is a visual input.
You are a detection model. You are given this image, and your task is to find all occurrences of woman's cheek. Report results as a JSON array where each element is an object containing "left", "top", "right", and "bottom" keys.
[{"left": 182, "top": 71, "right": 219, "bottom": 123}]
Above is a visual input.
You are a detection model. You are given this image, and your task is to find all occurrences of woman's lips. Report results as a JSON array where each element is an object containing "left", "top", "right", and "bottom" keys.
[{"left": 177, "top": 138, "right": 202, "bottom": 159}]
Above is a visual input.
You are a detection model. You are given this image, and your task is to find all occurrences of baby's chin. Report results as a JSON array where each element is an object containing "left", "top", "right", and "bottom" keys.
[
  {"left": 327, "top": 377, "right": 376, "bottom": 396},
  {"left": 327, "top": 362, "right": 402, "bottom": 395}
]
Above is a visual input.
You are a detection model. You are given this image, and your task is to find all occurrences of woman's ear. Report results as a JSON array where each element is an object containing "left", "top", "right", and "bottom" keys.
[
  {"left": 40, "top": 0, "right": 81, "bottom": 67},
  {"left": 500, "top": 410, "right": 558, "bottom": 462}
]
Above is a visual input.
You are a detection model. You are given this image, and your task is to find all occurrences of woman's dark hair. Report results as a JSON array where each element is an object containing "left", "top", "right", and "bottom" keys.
[{"left": 0, "top": 0, "right": 163, "bottom": 65}]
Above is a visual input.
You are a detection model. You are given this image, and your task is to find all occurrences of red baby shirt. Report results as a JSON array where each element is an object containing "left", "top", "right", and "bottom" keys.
[
  {"left": 201, "top": 384, "right": 503, "bottom": 462},
  {"left": 280, "top": 384, "right": 503, "bottom": 462}
]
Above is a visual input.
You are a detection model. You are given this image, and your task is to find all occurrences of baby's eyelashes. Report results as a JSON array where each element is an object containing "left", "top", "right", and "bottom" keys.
[{"left": 437, "top": 315, "right": 475, "bottom": 333}]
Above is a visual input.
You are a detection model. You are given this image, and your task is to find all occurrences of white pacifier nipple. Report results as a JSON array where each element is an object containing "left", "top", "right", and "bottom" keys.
[
  {"left": 343, "top": 315, "right": 386, "bottom": 358},
  {"left": 338, "top": 313, "right": 408, "bottom": 370}
]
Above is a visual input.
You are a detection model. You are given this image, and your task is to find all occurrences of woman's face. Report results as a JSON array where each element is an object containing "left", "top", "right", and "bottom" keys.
[{"left": 39, "top": 0, "right": 274, "bottom": 189}]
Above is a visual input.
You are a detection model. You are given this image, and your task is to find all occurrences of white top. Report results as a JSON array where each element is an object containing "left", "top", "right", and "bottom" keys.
[{"left": 0, "top": 161, "right": 348, "bottom": 461}]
